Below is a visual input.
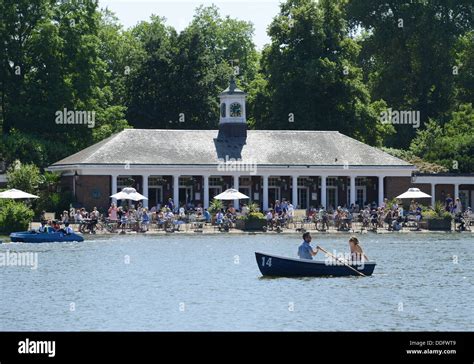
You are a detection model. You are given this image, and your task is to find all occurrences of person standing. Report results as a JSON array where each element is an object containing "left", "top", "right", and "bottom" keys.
[
  {"left": 454, "top": 198, "right": 463, "bottom": 214},
  {"left": 445, "top": 194, "right": 453, "bottom": 212},
  {"left": 108, "top": 203, "right": 118, "bottom": 222}
]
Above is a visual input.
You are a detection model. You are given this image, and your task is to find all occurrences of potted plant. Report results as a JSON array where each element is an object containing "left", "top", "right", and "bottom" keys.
[
  {"left": 208, "top": 199, "right": 223, "bottom": 213},
  {"left": 235, "top": 211, "right": 266, "bottom": 231},
  {"left": 422, "top": 202, "right": 453, "bottom": 231},
  {"left": 208, "top": 199, "right": 223, "bottom": 215},
  {"left": 235, "top": 202, "right": 266, "bottom": 230}
]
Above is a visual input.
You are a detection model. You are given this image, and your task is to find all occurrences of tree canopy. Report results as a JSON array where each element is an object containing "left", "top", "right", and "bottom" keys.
[{"left": 1, "top": 0, "right": 473, "bottom": 172}]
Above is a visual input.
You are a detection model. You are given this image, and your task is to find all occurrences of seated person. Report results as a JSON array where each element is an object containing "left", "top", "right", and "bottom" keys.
[
  {"left": 142, "top": 209, "right": 150, "bottom": 231},
  {"left": 298, "top": 232, "right": 318, "bottom": 260},
  {"left": 415, "top": 206, "right": 423, "bottom": 221},
  {"left": 203, "top": 209, "right": 211, "bottom": 223},
  {"left": 348, "top": 236, "right": 369, "bottom": 262},
  {"left": 51, "top": 220, "right": 61, "bottom": 232},
  {"left": 65, "top": 222, "right": 74, "bottom": 235},
  {"left": 392, "top": 218, "right": 402, "bottom": 231},
  {"left": 37, "top": 221, "right": 48, "bottom": 233},
  {"left": 58, "top": 222, "right": 74, "bottom": 235},
  {"left": 215, "top": 210, "right": 224, "bottom": 225}
]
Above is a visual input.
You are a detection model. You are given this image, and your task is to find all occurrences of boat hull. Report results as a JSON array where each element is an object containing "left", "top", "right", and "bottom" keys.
[
  {"left": 9, "top": 231, "right": 84, "bottom": 243},
  {"left": 255, "top": 252, "right": 376, "bottom": 277}
]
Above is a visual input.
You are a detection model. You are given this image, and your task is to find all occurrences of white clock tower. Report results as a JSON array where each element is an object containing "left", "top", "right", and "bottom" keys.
[{"left": 218, "top": 76, "right": 247, "bottom": 138}]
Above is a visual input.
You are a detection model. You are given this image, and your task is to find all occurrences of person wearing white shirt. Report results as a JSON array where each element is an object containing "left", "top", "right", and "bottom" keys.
[{"left": 64, "top": 223, "right": 74, "bottom": 235}]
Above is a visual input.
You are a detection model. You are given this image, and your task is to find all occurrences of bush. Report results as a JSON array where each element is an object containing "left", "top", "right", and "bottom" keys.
[
  {"left": 35, "top": 191, "right": 75, "bottom": 217},
  {"left": 0, "top": 200, "right": 35, "bottom": 234},
  {"left": 6, "top": 161, "right": 42, "bottom": 194},
  {"left": 240, "top": 212, "right": 265, "bottom": 221},
  {"left": 208, "top": 199, "right": 223, "bottom": 214},
  {"left": 423, "top": 201, "right": 452, "bottom": 220}
]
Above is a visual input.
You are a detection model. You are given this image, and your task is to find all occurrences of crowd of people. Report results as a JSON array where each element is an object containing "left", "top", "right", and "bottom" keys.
[
  {"left": 37, "top": 211, "right": 75, "bottom": 235},
  {"left": 39, "top": 192, "right": 472, "bottom": 234},
  {"left": 264, "top": 200, "right": 295, "bottom": 231},
  {"left": 302, "top": 194, "right": 472, "bottom": 232}
]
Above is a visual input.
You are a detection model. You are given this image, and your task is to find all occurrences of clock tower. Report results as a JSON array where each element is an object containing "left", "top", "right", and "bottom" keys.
[{"left": 218, "top": 76, "right": 247, "bottom": 138}]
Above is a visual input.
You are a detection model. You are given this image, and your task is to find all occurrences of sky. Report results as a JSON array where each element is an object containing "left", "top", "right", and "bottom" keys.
[{"left": 98, "top": 0, "right": 283, "bottom": 50}]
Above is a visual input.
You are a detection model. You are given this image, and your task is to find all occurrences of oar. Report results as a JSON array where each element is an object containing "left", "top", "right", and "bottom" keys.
[{"left": 316, "top": 246, "right": 367, "bottom": 277}]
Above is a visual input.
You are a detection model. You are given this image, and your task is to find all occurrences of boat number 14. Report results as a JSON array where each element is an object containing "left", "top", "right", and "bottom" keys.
[{"left": 261, "top": 257, "right": 272, "bottom": 267}]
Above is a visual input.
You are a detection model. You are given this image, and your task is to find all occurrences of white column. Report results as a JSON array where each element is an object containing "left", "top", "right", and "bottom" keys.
[
  {"left": 431, "top": 183, "right": 436, "bottom": 207},
  {"left": 203, "top": 175, "right": 209, "bottom": 209},
  {"left": 321, "top": 176, "right": 327, "bottom": 209},
  {"left": 73, "top": 174, "right": 77, "bottom": 200},
  {"left": 454, "top": 183, "right": 459, "bottom": 199},
  {"left": 263, "top": 175, "right": 269, "bottom": 211},
  {"left": 111, "top": 174, "right": 118, "bottom": 204},
  {"left": 234, "top": 175, "right": 240, "bottom": 209},
  {"left": 350, "top": 175, "right": 356, "bottom": 206},
  {"left": 378, "top": 176, "right": 384, "bottom": 207},
  {"left": 142, "top": 175, "right": 149, "bottom": 208},
  {"left": 173, "top": 174, "right": 180, "bottom": 209},
  {"left": 292, "top": 175, "right": 298, "bottom": 208}
]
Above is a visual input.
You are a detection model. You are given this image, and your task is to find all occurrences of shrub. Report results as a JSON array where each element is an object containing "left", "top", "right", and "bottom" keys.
[
  {"left": 208, "top": 199, "right": 223, "bottom": 214},
  {"left": 241, "top": 212, "right": 265, "bottom": 221},
  {"left": 0, "top": 200, "right": 35, "bottom": 234},
  {"left": 35, "top": 191, "right": 74, "bottom": 217},
  {"left": 6, "top": 161, "right": 42, "bottom": 194},
  {"left": 247, "top": 202, "right": 260, "bottom": 213},
  {"left": 423, "top": 201, "right": 453, "bottom": 219}
]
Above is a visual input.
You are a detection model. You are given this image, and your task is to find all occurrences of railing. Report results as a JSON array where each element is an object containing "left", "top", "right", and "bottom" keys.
[{"left": 62, "top": 211, "right": 472, "bottom": 234}]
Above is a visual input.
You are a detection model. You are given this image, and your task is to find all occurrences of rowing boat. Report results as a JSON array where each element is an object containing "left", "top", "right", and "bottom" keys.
[
  {"left": 9, "top": 231, "right": 84, "bottom": 243},
  {"left": 255, "top": 252, "right": 376, "bottom": 277}
]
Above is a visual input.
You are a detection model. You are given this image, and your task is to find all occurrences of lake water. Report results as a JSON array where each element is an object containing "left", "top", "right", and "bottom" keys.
[{"left": 0, "top": 233, "right": 473, "bottom": 331}]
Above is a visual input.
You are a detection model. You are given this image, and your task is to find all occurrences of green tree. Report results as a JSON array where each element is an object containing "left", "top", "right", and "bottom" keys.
[
  {"left": 347, "top": 0, "right": 474, "bottom": 147},
  {"left": 6, "top": 161, "right": 42, "bottom": 193},
  {"left": 125, "top": 6, "right": 259, "bottom": 129},
  {"left": 0, "top": 200, "right": 35, "bottom": 234},
  {"left": 0, "top": 1, "right": 130, "bottom": 167},
  {"left": 454, "top": 31, "right": 474, "bottom": 105},
  {"left": 410, "top": 103, "right": 474, "bottom": 172},
  {"left": 125, "top": 16, "right": 178, "bottom": 128},
  {"left": 256, "top": 0, "right": 392, "bottom": 144}
]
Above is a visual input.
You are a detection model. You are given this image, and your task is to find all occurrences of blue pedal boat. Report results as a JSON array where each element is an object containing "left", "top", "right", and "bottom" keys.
[
  {"left": 9, "top": 231, "right": 84, "bottom": 243},
  {"left": 255, "top": 252, "right": 376, "bottom": 277}
]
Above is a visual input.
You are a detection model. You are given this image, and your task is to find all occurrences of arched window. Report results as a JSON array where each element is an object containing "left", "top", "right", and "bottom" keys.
[{"left": 220, "top": 103, "right": 226, "bottom": 117}]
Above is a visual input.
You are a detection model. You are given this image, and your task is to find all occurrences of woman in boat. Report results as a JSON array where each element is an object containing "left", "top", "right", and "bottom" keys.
[{"left": 348, "top": 236, "right": 369, "bottom": 262}]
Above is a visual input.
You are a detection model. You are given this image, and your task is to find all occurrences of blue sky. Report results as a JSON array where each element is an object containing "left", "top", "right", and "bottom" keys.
[{"left": 99, "top": 0, "right": 282, "bottom": 50}]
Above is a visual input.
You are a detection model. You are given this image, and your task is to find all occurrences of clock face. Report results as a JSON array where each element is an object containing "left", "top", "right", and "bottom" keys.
[{"left": 230, "top": 102, "right": 242, "bottom": 117}]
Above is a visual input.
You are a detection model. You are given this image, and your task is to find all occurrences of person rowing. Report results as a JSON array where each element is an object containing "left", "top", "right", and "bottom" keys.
[
  {"left": 348, "top": 236, "right": 369, "bottom": 262},
  {"left": 298, "top": 232, "right": 319, "bottom": 260}
]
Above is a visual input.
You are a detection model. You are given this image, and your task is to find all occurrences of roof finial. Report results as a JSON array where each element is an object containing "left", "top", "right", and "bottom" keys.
[{"left": 229, "top": 75, "right": 237, "bottom": 93}]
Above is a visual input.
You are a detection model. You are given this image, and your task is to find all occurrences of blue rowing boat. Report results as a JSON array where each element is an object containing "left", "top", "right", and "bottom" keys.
[
  {"left": 255, "top": 252, "right": 376, "bottom": 277},
  {"left": 9, "top": 231, "right": 84, "bottom": 243}
]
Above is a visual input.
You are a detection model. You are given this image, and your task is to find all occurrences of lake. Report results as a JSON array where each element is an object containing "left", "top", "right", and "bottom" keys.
[{"left": 0, "top": 233, "right": 473, "bottom": 331}]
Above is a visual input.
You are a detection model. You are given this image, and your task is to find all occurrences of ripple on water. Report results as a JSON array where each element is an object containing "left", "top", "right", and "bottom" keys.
[{"left": 0, "top": 233, "right": 473, "bottom": 331}]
